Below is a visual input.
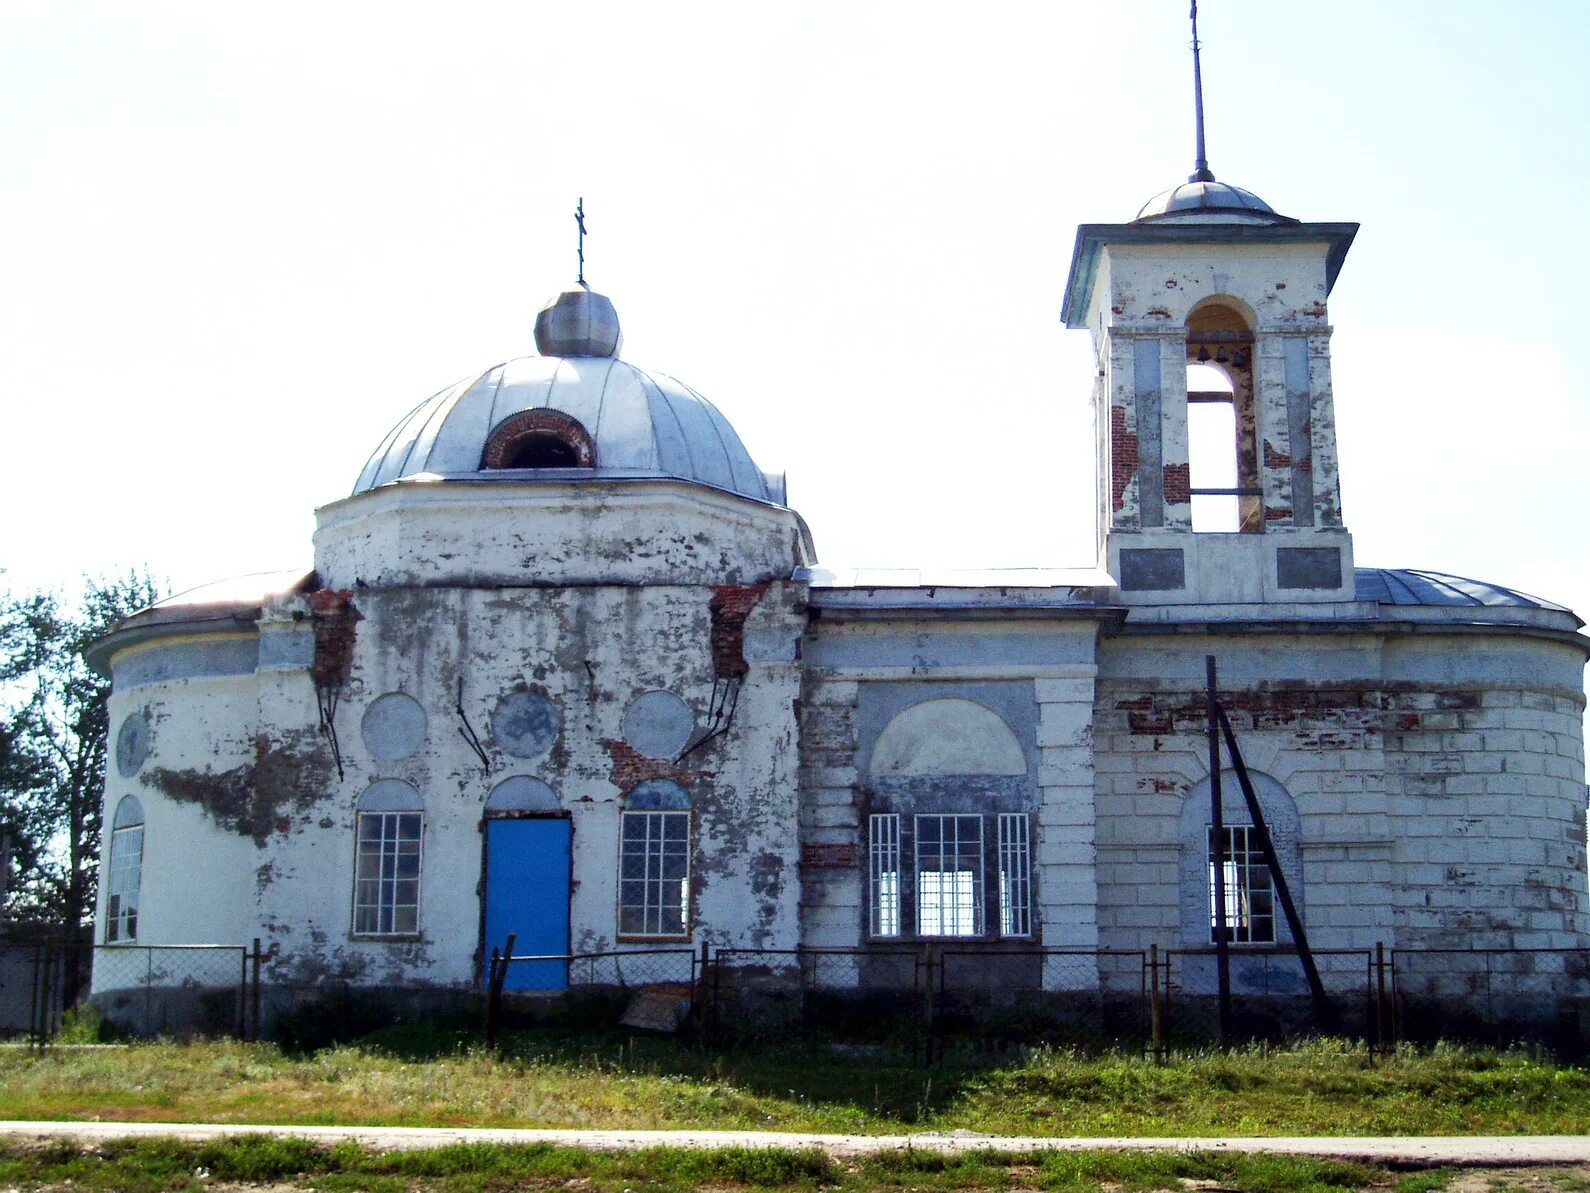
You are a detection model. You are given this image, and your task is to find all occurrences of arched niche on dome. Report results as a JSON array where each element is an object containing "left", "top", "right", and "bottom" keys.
[{"left": 481, "top": 409, "right": 596, "bottom": 470}]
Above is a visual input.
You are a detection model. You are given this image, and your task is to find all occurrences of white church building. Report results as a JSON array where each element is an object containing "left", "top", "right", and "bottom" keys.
[{"left": 87, "top": 162, "right": 1589, "bottom": 1027}]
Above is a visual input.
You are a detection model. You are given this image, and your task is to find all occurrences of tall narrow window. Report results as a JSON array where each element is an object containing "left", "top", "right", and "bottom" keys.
[
  {"left": 106, "top": 796, "right": 145, "bottom": 943},
  {"left": 353, "top": 780, "right": 424, "bottom": 936},
  {"left": 997, "top": 813, "right": 1032, "bottom": 937},
  {"left": 869, "top": 814, "right": 901, "bottom": 937},
  {"left": 618, "top": 779, "right": 692, "bottom": 939},
  {"left": 619, "top": 811, "right": 691, "bottom": 937},
  {"left": 1208, "top": 825, "right": 1274, "bottom": 944},
  {"left": 915, "top": 814, "right": 983, "bottom": 936}
]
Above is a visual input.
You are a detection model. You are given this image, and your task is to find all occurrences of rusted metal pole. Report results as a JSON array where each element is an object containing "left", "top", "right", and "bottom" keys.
[{"left": 1207, "top": 656, "right": 1233, "bottom": 1042}]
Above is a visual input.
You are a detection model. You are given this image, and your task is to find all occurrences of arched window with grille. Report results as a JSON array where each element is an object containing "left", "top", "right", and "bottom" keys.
[
  {"left": 105, "top": 796, "right": 145, "bottom": 943},
  {"left": 353, "top": 780, "right": 424, "bottom": 937}
]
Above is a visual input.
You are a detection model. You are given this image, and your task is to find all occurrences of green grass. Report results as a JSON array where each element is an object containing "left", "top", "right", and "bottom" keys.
[
  {"left": 2, "top": 1033, "right": 1588, "bottom": 1137},
  {"left": 0, "top": 1135, "right": 1394, "bottom": 1192}
]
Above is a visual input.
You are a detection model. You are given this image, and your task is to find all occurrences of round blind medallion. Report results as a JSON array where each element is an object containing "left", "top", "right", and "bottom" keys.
[
  {"left": 361, "top": 693, "right": 428, "bottom": 762},
  {"left": 621, "top": 690, "right": 695, "bottom": 759},
  {"left": 491, "top": 691, "right": 560, "bottom": 759},
  {"left": 115, "top": 712, "right": 152, "bottom": 778}
]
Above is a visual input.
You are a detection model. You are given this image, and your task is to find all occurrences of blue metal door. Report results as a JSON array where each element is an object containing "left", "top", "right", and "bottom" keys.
[{"left": 483, "top": 818, "right": 571, "bottom": 991}]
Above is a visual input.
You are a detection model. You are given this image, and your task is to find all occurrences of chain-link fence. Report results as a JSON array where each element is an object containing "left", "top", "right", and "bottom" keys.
[
  {"left": 705, "top": 947, "right": 924, "bottom": 1046},
  {"left": 91, "top": 944, "right": 254, "bottom": 1039},
  {"left": 0, "top": 939, "right": 260, "bottom": 1043},
  {"left": 1157, "top": 947, "right": 1377, "bottom": 1047},
  {"left": 483, "top": 947, "right": 700, "bottom": 1046},
  {"left": 935, "top": 949, "right": 1149, "bottom": 1048},
  {"left": 1391, "top": 947, "right": 1590, "bottom": 1052}
]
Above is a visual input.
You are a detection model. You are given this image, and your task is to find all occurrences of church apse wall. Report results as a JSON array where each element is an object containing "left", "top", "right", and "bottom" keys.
[{"left": 1092, "top": 632, "right": 1587, "bottom": 970}]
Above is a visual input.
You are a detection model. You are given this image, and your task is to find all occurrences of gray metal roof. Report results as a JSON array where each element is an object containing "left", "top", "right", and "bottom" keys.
[
  {"left": 1354, "top": 568, "right": 1574, "bottom": 614},
  {"left": 1134, "top": 180, "right": 1294, "bottom": 224},
  {"left": 353, "top": 355, "right": 782, "bottom": 505}
]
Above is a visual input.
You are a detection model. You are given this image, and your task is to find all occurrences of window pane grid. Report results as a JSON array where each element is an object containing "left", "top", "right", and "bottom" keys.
[
  {"left": 619, "top": 811, "right": 690, "bottom": 937},
  {"left": 869, "top": 814, "right": 901, "bottom": 937},
  {"left": 354, "top": 812, "right": 422, "bottom": 936},
  {"left": 998, "top": 813, "right": 1031, "bottom": 937},
  {"left": 107, "top": 825, "right": 144, "bottom": 943},
  {"left": 915, "top": 814, "right": 983, "bottom": 936},
  {"left": 1208, "top": 825, "right": 1274, "bottom": 944}
]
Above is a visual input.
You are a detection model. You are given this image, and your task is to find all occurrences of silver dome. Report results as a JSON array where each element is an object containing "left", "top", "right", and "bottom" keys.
[
  {"left": 352, "top": 353, "right": 784, "bottom": 505},
  {"left": 534, "top": 285, "right": 622, "bottom": 358},
  {"left": 1134, "top": 180, "right": 1294, "bottom": 224}
]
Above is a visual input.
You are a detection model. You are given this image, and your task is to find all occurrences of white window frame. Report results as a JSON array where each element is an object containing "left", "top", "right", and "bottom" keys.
[
  {"left": 914, "top": 814, "right": 984, "bottom": 937},
  {"left": 1208, "top": 824, "right": 1275, "bottom": 944},
  {"left": 998, "top": 812, "right": 1032, "bottom": 937},
  {"left": 353, "top": 811, "right": 423, "bottom": 936},
  {"left": 618, "top": 809, "right": 691, "bottom": 939},
  {"left": 106, "top": 824, "right": 144, "bottom": 943},
  {"left": 867, "top": 811, "right": 1035, "bottom": 941},
  {"left": 869, "top": 814, "right": 901, "bottom": 937}
]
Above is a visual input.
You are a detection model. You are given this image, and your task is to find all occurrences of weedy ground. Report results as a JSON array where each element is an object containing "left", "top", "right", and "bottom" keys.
[
  {"left": 1, "top": 1028, "right": 1588, "bottom": 1136},
  {"left": 3, "top": 1138, "right": 1590, "bottom": 1193}
]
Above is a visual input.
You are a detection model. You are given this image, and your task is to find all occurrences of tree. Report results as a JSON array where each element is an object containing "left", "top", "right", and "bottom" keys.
[{"left": 0, "top": 572, "right": 162, "bottom": 930}]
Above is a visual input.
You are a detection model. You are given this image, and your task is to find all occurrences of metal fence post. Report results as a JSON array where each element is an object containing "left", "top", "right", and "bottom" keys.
[
  {"left": 483, "top": 947, "right": 501, "bottom": 1050},
  {"left": 920, "top": 946, "right": 937, "bottom": 1067},
  {"left": 702, "top": 941, "right": 715, "bottom": 1043},
  {"left": 1149, "top": 944, "right": 1165, "bottom": 1063},
  {"left": 1374, "top": 942, "right": 1388, "bottom": 1054},
  {"left": 483, "top": 932, "right": 515, "bottom": 1052},
  {"left": 251, "top": 938, "right": 263, "bottom": 1041}
]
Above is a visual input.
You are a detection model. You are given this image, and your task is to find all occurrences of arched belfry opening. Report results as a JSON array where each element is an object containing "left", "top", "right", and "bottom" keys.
[{"left": 1186, "top": 299, "right": 1260, "bottom": 533}]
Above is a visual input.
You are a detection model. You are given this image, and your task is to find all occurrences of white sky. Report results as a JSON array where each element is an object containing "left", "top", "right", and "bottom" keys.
[{"left": 2, "top": 1, "right": 1587, "bottom": 696}]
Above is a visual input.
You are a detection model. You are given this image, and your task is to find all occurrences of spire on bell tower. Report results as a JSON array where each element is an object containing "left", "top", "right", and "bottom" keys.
[
  {"left": 1057, "top": 8, "right": 1362, "bottom": 608},
  {"left": 1189, "top": 1, "right": 1215, "bottom": 184}
]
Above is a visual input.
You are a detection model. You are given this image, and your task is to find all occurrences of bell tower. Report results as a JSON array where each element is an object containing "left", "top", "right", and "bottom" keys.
[{"left": 1060, "top": 6, "right": 1359, "bottom": 607}]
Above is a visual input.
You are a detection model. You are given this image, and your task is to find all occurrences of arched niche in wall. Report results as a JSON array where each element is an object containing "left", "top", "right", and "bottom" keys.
[
  {"left": 357, "top": 779, "right": 424, "bottom": 813},
  {"left": 625, "top": 778, "right": 692, "bottom": 810},
  {"left": 1177, "top": 768, "right": 1302, "bottom": 949},
  {"left": 484, "top": 776, "right": 561, "bottom": 818},
  {"left": 864, "top": 697, "right": 1034, "bottom": 942},
  {"left": 869, "top": 698, "right": 1026, "bottom": 778}
]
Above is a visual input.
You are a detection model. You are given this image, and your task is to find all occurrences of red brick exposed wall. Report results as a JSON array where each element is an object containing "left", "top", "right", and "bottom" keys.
[
  {"left": 709, "top": 583, "right": 768, "bottom": 679},
  {"left": 1109, "top": 405, "right": 1138, "bottom": 515}
]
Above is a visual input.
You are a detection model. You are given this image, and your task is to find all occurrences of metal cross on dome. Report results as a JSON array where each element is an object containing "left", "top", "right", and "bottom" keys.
[{"left": 575, "top": 197, "right": 587, "bottom": 285}]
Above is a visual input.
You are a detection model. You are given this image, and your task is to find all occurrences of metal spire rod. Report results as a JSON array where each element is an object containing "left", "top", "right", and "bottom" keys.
[
  {"left": 1189, "top": 2, "right": 1215, "bottom": 183},
  {"left": 575, "top": 197, "right": 587, "bottom": 285}
]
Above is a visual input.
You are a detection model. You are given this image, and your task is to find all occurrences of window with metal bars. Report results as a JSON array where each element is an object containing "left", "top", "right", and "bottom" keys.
[
  {"left": 866, "top": 812, "right": 1032, "bottom": 939},
  {"left": 869, "top": 813, "right": 901, "bottom": 937},
  {"left": 353, "top": 812, "right": 423, "bottom": 935},
  {"left": 998, "top": 812, "right": 1032, "bottom": 937},
  {"left": 618, "top": 810, "right": 691, "bottom": 938},
  {"left": 1208, "top": 824, "right": 1274, "bottom": 944}
]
